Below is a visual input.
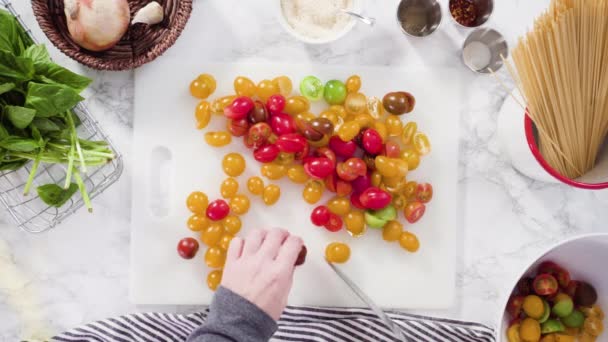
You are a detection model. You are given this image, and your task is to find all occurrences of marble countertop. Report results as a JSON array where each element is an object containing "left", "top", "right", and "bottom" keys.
[{"left": 2, "top": 0, "right": 608, "bottom": 340}]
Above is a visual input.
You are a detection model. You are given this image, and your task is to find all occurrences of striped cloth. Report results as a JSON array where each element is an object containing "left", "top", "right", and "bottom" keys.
[{"left": 52, "top": 307, "right": 495, "bottom": 342}]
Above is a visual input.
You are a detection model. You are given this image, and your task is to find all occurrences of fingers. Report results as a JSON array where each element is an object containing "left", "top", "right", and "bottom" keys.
[
  {"left": 226, "top": 236, "right": 244, "bottom": 261},
  {"left": 258, "top": 228, "right": 289, "bottom": 260},
  {"left": 276, "top": 235, "right": 304, "bottom": 268},
  {"left": 242, "top": 229, "right": 267, "bottom": 256}
]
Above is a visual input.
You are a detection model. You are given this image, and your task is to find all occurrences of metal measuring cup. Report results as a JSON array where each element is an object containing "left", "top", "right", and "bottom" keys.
[
  {"left": 462, "top": 28, "right": 508, "bottom": 73},
  {"left": 396, "top": 0, "right": 442, "bottom": 38},
  {"left": 448, "top": 0, "right": 494, "bottom": 28}
]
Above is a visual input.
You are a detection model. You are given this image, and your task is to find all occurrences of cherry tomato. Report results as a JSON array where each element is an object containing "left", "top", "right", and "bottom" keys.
[
  {"left": 350, "top": 192, "right": 365, "bottom": 210},
  {"left": 311, "top": 205, "right": 331, "bottom": 226},
  {"left": 270, "top": 113, "right": 296, "bottom": 136},
  {"left": 247, "top": 122, "right": 272, "bottom": 148},
  {"left": 287, "top": 164, "right": 309, "bottom": 184},
  {"left": 345, "top": 75, "right": 361, "bottom": 94},
  {"left": 404, "top": 201, "right": 425, "bottom": 223},
  {"left": 366, "top": 96, "right": 384, "bottom": 119},
  {"left": 370, "top": 171, "right": 382, "bottom": 187},
  {"left": 336, "top": 158, "right": 367, "bottom": 181},
  {"left": 382, "top": 220, "right": 403, "bottom": 242},
  {"left": 361, "top": 129, "right": 383, "bottom": 155},
  {"left": 415, "top": 183, "right": 433, "bottom": 203},
  {"left": 533, "top": 274, "right": 559, "bottom": 296},
  {"left": 314, "top": 147, "right": 337, "bottom": 166},
  {"left": 273, "top": 76, "right": 293, "bottom": 97},
  {"left": 296, "top": 119, "right": 324, "bottom": 142},
  {"left": 220, "top": 177, "right": 239, "bottom": 199},
  {"left": 329, "top": 135, "right": 357, "bottom": 158},
  {"left": 249, "top": 100, "right": 269, "bottom": 124},
  {"left": 399, "top": 231, "right": 420, "bottom": 252},
  {"left": 227, "top": 118, "right": 249, "bottom": 137},
  {"left": 223, "top": 215, "right": 242, "bottom": 235},
  {"left": 207, "top": 270, "right": 223, "bottom": 291},
  {"left": 404, "top": 181, "right": 417, "bottom": 198},
  {"left": 234, "top": 76, "right": 257, "bottom": 97},
  {"left": 224, "top": 96, "right": 254, "bottom": 120},
  {"left": 222, "top": 153, "right": 246, "bottom": 177},
  {"left": 187, "top": 191, "right": 208, "bottom": 214},
  {"left": 187, "top": 214, "right": 210, "bottom": 232},
  {"left": 359, "top": 187, "right": 392, "bottom": 210},
  {"left": 351, "top": 174, "right": 372, "bottom": 194},
  {"left": 327, "top": 197, "right": 351, "bottom": 216},
  {"left": 204, "top": 247, "right": 226, "bottom": 268},
  {"left": 206, "top": 199, "right": 230, "bottom": 221},
  {"left": 344, "top": 92, "right": 367, "bottom": 116},
  {"left": 383, "top": 140, "right": 401, "bottom": 158},
  {"left": 338, "top": 121, "right": 361, "bottom": 142},
  {"left": 324, "top": 213, "right": 343, "bottom": 232},
  {"left": 325, "top": 242, "right": 351, "bottom": 263},
  {"left": 375, "top": 156, "right": 408, "bottom": 178},
  {"left": 276, "top": 133, "right": 308, "bottom": 153},
  {"left": 205, "top": 131, "right": 232, "bottom": 147},
  {"left": 304, "top": 158, "right": 335, "bottom": 179},
  {"left": 324, "top": 80, "right": 347, "bottom": 105},
  {"left": 267, "top": 94, "right": 286, "bottom": 115},
  {"left": 295, "top": 246, "right": 307, "bottom": 266},
  {"left": 177, "top": 237, "right": 199, "bottom": 259},
  {"left": 302, "top": 180, "right": 324, "bottom": 204},
  {"left": 401, "top": 122, "right": 418, "bottom": 145},
  {"left": 247, "top": 177, "right": 265, "bottom": 195},
  {"left": 344, "top": 210, "right": 366, "bottom": 237},
  {"left": 195, "top": 101, "right": 212, "bottom": 129},
  {"left": 413, "top": 132, "right": 431, "bottom": 155},
  {"left": 254, "top": 144, "right": 280, "bottom": 163},
  {"left": 257, "top": 79, "right": 279, "bottom": 102},
  {"left": 211, "top": 95, "right": 237, "bottom": 114},
  {"left": 401, "top": 147, "right": 421, "bottom": 171},
  {"left": 325, "top": 173, "right": 353, "bottom": 197},
  {"left": 391, "top": 193, "right": 407, "bottom": 210},
  {"left": 300, "top": 76, "right": 324, "bottom": 101},
  {"left": 507, "top": 295, "right": 525, "bottom": 318},
  {"left": 262, "top": 184, "right": 281, "bottom": 205},
  {"left": 261, "top": 163, "right": 287, "bottom": 180},
  {"left": 537, "top": 261, "right": 571, "bottom": 288},
  {"left": 201, "top": 222, "right": 224, "bottom": 247},
  {"left": 284, "top": 96, "right": 310, "bottom": 115},
  {"left": 190, "top": 74, "right": 216, "bottom": 99},
  {"left": 383, "top": 91, "right": 415, "bottom": 115},
  {"left": 229, "top": 194, "right": 250, "bottom": 215}
]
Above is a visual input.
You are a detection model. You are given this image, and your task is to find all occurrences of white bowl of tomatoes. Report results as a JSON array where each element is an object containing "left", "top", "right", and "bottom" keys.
[{"left": 499, "top": 234, "right": 608, "bottom": 342}]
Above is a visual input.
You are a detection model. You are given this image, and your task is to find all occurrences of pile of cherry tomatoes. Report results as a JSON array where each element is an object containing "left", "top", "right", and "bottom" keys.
[
  {"left": 179, "top": 72, "right": 434, "bottom": 290},
  {"left": 506, "top": 261, "right": 604, "bottom": 342}
]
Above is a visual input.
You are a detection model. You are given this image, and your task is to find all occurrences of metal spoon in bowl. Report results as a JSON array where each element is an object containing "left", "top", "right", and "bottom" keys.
[{"left": 340, "top": 9, "right": 376, "bottom": 26}]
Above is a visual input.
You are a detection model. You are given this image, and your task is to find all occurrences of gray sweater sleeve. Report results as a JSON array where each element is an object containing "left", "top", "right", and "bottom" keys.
[{"left": 187, "top": 286, "right": 278, "bottom": 342}]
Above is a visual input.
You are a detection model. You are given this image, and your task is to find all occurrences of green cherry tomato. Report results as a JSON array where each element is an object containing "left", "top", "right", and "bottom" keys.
[
  {"left": 300, "top": 76, "right": 325, "bottom": 101},
  {"left": 374, "top": 205, "right": 397, "bottom": 221},
  {"left": 364, "top": 211, "right": 387, "bottom": 228},
  {"left": 324, "top": 80, "right": 347, "bottom": 105}
]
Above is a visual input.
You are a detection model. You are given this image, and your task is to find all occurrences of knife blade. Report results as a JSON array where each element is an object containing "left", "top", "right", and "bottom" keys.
[{"left": 326, "top": 261, "right": 410, "bottom": 342}]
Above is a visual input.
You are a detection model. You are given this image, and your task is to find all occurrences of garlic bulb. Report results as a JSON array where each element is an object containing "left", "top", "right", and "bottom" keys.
[
  {"left": 132, "top": 2, "right": 164, "bottom": 25},
  {"left": 64, "top": 0, "right": 130, "bottom": 52}
]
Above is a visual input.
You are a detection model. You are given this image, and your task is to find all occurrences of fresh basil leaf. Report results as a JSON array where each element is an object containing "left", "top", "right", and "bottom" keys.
[
  {"left": 34, "top": 63, "right": 92, "bottom": 93},
  {"left": 31, "top": 126, "right": 43, "bottom": 143},
  {"left": 0, "top": 123, "right": 9, "bottom": 139},
  {"left": 0, "top": 50, "right": 34, "bottom": 81},
  {"left": 0, "top": 136, "right": 40, "bottom": 152},
  {"left": 36, "top": 183, "right": 79, "bottom": 207},
  {"left": 31, "top": 117, "right": 62, "bottom": 132},
  {"left": 0, "top": 83, "right": 15, "bottom": 95},
  {"left": 0, "top": 160, "right": 27, "bottom": 171},
  {"left": 25, "top": 83, "right": 83, "bottom": 117},
  {"left": 0, "top": 9, "right": 25, "bottom": 54},
  {"left": 23, "top": 44, "right": 50, "bottom": 63},
  {"left": 5, "top": 105, "right": 36, "bottom": 129}
]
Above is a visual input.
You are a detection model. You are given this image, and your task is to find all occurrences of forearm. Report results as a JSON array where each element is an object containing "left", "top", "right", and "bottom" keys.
[{"left": 187, "top": 286, "right": 278, "bottom": 342}]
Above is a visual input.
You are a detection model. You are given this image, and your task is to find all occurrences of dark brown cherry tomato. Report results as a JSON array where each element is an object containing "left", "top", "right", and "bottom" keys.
[
  {"left": 249, "top": 100, "right": 269, "bottom": 124},
  {"left": 177, "top": 237, "right": 199, "bottom": 259},
  {"left": 382, "top": 91, "right": 416, "bottom": 115},
  {"left": 310, "top": 117, "right": 334, "bottom": 136}
]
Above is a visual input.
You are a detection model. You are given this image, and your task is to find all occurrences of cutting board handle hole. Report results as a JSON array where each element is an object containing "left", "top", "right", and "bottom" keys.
[{"left": 148, "top": 146, "right": 173, "bottom": 218}]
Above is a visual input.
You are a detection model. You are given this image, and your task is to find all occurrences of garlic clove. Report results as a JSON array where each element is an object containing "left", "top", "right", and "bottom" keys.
[
  {"left": 132, "top": 2, "right": 164, "bottom": 26},
  {"left": 64, "top": 0, "right": 130, "bottom": 52}
]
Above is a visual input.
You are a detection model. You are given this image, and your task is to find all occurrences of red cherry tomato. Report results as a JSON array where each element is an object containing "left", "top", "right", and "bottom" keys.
[
  {"left": 177, "top": 237, "right": 199, "bottom": 259},
  {"left": 336, "top": 157, "right": 367, "bottom": 181},
  {"left": 227, "top": 118, "right": 249, "bottom": 137},
  {"left": 361, "top": 129, "right": 383, "bottom": 155},
  {"left": 276, "top": 133, "right": 308, "bottom": 153},
  {"left": 206, "top": 199, "right": 230, "bottom": 221},
  {"left": 404, "top": 201, "right": 426, "bottom": 223},
  {"left": 359, "top": 187, "right": 392, "bottom": 210},
  {"left": 516, "top": 277, "right": 534, "bottom": 296},
  {"left": 329, "top": 135, "right": 357, "bottom": 158},
  {"left": 304, "top": 158, "right": 335, "bottom": 179},
  {"left": 336, "top": 180, "right": 353, "bottom": 197},
  {"left": 267, "top": 94, "right": 286, "bottom": 115},
  {"left": 351, "top": 174, "right": 372, "bottom": 194},
  {"left": 294, "top": 141, "right": 310, "bottom": 160},
  {"left": 270, "top": 113, "right": 296, "bottom": 135},
  {"left": 506, "top": 295, "right": 525, "bottom": 318},
  {"left": 533, "top": 274, "right": 559, "bottom": 296},
  {"left": 350, "top": 192, "right": 365, "bottom": 209},
  {"left": 315, "top": 147, "right": 337, "bottom": 167},
  {"left": 295, "top": 246, "right": 307, "bottom": 266},
  {"left": 415, "top": 183, "right": 433, "bottom": 203},
  {"left": 311, "top": 206, "right": 331, "bottom": 226},
  {"left": 383, "top": 140, "right": 401, "bottom": 158},
  {"left": 224, "top": 96, "right": 254, "bottom": 120},
  {"left": 254, "top": 144, "right": 280, "bottom": 163},
  {"left": 248, "top": 122, "right": 272, "bottom": 148},
  {"left": 538, "top": 261, "right": 571, "bottom": 288},
  {"left": 323, "top": 213, "right": 343, "bottom": 232}
]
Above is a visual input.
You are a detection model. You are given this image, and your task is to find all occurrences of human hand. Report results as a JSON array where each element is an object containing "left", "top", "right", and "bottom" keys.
[{"left": 221, "top": 228, "right": 303, "bottom": 321}]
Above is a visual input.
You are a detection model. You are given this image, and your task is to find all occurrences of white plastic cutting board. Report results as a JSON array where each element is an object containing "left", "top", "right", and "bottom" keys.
[{"left": 131, "top": 59, "right": 462, "bottom": 309}]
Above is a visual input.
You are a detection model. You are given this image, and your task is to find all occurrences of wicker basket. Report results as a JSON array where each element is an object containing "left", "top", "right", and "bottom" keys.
[{"left": 31, "top": 0, "right": 192, "bottom": 71}]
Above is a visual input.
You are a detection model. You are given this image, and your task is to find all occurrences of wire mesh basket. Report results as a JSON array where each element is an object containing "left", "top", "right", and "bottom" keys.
[{"left": 0, "top": 0, "right": 124, "bottom": 233}]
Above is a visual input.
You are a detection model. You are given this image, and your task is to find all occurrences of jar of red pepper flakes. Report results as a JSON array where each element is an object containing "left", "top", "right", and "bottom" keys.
[{"left": 448, "top": 0, "right": 494, "bottom": 28}]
